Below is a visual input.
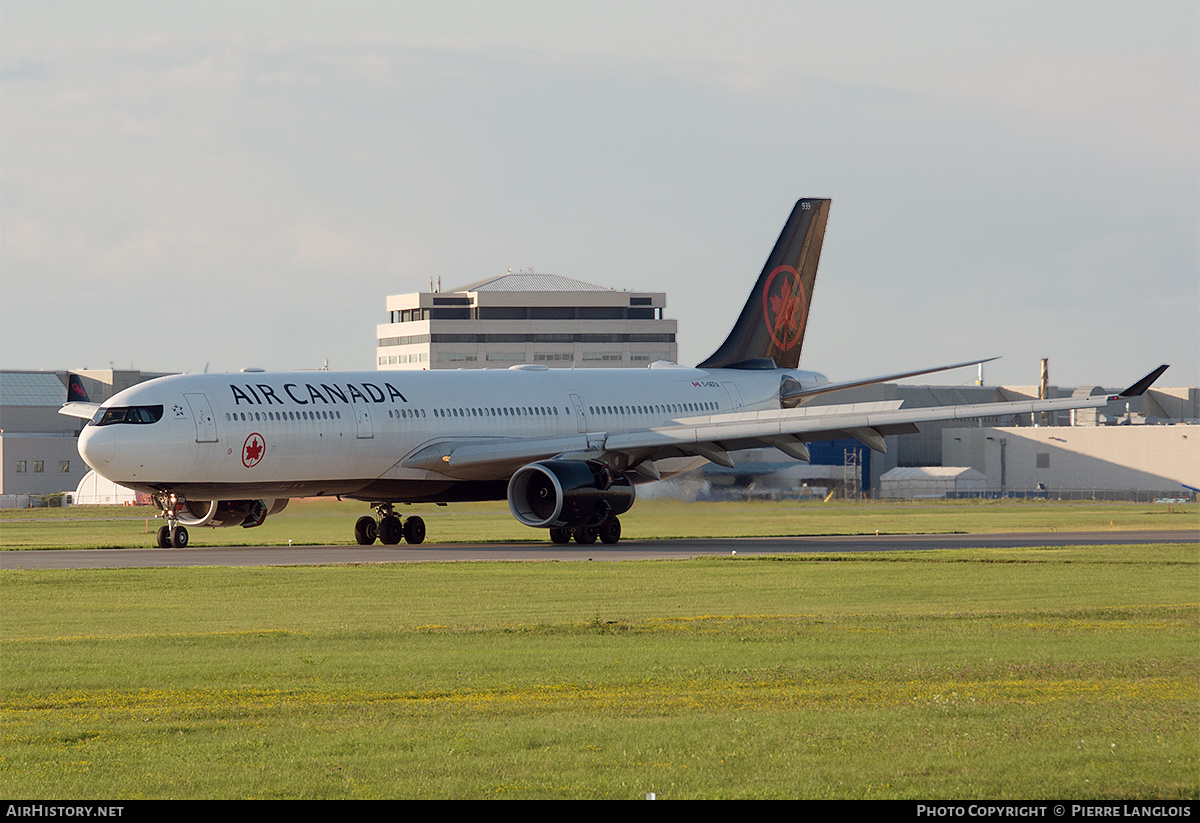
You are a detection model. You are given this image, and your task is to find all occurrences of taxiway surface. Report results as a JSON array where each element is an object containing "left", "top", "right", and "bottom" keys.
[{"left": 2, "top": 530, "right": 1196, "bottom": 570}]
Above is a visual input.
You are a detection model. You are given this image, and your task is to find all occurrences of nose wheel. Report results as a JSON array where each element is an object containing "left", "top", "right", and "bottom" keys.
[
  {"left": 155, "top": 524, "right": 189, "bottom": 548},
  {"left": 152, "top": 492, "right": 189, "bottom": 548}
]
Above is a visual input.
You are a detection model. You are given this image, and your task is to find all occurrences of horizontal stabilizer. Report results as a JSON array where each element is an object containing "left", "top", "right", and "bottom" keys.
[
  {"left": 59, "top": 402, "right": 101, "bottom": 420},
  {"left": 782, "top": 357, "right": 999, "bottom": 406}
]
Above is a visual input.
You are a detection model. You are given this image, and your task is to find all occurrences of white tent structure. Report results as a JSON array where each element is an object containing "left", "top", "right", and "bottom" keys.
[
  {"left": 70, "top": 470, "right": 143, "bottom": 505},
  {"left": 879, "top": 467, "right": 988, "bottom": 499}
]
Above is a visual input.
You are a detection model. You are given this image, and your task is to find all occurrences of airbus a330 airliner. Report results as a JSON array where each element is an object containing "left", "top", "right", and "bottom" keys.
[{"left": 61, "top": 199, "right": 1168, "bottom": 548}]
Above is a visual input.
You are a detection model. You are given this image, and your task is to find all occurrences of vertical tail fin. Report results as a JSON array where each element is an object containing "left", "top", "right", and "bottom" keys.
[
  {"left": 67, "top": 373, "right": 90, "bottom": 403},
  {"left": 698, "top": 198, "right": 831, "bottom": 370}
]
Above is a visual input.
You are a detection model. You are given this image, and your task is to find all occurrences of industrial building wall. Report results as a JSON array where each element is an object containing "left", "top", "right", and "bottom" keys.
[
  {"left": 942, "top": 425, "right": 1199, "bottom": 495},
  {"left": 0, "top": 369, "right": 172, "bottom": 497},
  {"left": 0, "top": 434, "right": 85, "bottom": 497}
]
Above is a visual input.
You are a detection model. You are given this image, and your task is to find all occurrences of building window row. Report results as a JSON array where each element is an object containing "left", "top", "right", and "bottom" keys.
[
  {"left": 13, "top": 460, "right": 68, "bottom": 473},
  {"left": 380, "top": 333, "right": 675, "bottom": 347},
  {"left": 379, "top": 353, "right": 431, "bottom": 365},
  {"left": 379, "top": 334, "right": 432, "bottom": 347},
  {"left": 382, "top": 351, "right": 667, "bottom": 366},
  {"left": 389, "top": 306, "right": 661, "bottom": 323}
]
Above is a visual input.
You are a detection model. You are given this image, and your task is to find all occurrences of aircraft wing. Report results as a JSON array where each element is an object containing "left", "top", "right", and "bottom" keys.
[{"left": 408, "top": 366, "right": 1168, "bottom": 479}]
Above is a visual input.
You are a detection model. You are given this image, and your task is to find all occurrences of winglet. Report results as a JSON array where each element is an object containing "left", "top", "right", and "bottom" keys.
[{"left": 1117, "top": 365, "right": 1169, "bottom": 398}]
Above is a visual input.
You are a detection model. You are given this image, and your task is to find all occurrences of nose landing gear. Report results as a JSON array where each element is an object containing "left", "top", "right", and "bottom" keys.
[{"left": 151, "top": 492, "right": 189, "bottom": 548}]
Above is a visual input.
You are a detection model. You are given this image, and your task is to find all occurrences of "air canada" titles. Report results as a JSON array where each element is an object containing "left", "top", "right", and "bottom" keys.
[{"left": 229, "top": 381, "right": 408, "bottom": 407}]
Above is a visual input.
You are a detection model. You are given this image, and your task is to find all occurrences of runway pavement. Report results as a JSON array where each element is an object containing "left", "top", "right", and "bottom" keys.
[{"left": 2, "top": 529, "right": 1195, "bottom": 570}]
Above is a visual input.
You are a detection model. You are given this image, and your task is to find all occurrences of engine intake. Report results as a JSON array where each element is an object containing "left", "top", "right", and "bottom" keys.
[
  {"left": 177, "top": 498, "right": 288, "bottom": 528},
  {"left": 508, "top": 460, "right": 634, "bottom": 529}
]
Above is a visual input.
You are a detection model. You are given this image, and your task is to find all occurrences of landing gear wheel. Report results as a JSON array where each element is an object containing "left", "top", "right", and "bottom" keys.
[
  {"left": 549, "top": 527, "right": 572, "bottom": 545},
  {"left": 599, "top": 517, "right": 621, "bottom": 545},
  {"left": 354, "top": 516, "right": 378, "bottom": 545},
  {"left": 379, "top": 515, "right": 403, "bottom": 545},
  {"left": 170, "top": 526, "right": 189, "bottom": 549},
  {"left": 403, "top": 516, "right": 426, "bottom": 545},
  {"left": 156, "top": 525, "right": 171, "bottom": 548},
  {"left": 574, "top": 526, "right": 597, "bottom": 545}
]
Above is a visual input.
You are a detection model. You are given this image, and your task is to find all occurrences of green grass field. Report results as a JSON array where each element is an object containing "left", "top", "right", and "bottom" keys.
[
  {"left": 1, "top": 501, "right": 1196, "bottom": 798},
  {"left": 2, "top": 497, "right": 1197, "bottom": 549}
]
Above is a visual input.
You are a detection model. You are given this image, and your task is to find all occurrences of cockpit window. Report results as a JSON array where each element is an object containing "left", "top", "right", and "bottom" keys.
[{"left": 91, "top": 405, "right": 164, "bottom": 426}]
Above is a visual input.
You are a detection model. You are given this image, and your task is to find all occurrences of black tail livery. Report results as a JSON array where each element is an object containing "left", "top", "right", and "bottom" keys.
[
  {"left": 699, "top": 197, "right": 831, "bottom": 370},
  {"left": 67, "top": 374, "right": 90, "bottom": 403}
]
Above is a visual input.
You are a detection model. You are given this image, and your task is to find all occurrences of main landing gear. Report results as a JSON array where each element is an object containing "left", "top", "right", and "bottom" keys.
[
  {"left": 355, "top": 503, "right": 425, "bottom": 546},
  {"left": 151, "top": 492, "right": 189, "bottom": 549},
  {"left": 548, "top": 515, "right": 622, "bottom": 545}
]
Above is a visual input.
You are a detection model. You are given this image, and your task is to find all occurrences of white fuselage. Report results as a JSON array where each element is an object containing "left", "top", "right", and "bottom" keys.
[{"left": 79, "top": 363, "right": 829, "bottom": 503}]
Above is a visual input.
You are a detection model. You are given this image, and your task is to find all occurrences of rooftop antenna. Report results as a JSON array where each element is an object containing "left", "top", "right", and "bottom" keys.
[{"left": 1039, "top": 358, "right": 1051, "bottom": 427}]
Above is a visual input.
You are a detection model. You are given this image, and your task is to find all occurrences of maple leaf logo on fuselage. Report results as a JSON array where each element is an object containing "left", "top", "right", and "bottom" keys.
[{"left": 242, "top": 433, "right": 265, "bottom": 468}]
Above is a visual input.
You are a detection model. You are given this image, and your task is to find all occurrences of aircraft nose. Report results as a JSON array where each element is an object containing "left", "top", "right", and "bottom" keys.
[{"left": 78, "top": 425, "right": 114, "bottom": 471}]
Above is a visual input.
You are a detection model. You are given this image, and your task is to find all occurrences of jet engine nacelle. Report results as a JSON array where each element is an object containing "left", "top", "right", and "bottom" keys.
[
  {"left": 507, "top": 459, "right": 634, "bottom": 529},
  {"left": 177, "top": 498, "right": 289, "bottom": 529}
]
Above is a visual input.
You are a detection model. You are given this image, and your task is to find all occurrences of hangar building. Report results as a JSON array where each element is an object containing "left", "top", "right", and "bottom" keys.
[
  {"left": 0, "top": 369, "right": 170, "bottom": 502},
  {"left": 701, "top": 379, "right": 1198, "bottom": 500}
]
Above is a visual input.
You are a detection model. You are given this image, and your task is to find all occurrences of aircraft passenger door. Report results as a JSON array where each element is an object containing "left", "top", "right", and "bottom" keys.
[
  {"left": 184, "top": 393, "right": 218, "bottom": 442},
  {"left": 569, "top": 393, "right": 587, "bottom": 432},
  {"left": 353, "top": 405, "right": 374, "bottom": 439},
  {"left": 720, "top": 382, "right": 744, "bottom": 412}
]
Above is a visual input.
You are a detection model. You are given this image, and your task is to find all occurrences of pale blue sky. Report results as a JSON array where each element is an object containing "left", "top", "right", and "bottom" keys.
[{"left": 3, "top": 1, "right": 1196, "bottom": 387}]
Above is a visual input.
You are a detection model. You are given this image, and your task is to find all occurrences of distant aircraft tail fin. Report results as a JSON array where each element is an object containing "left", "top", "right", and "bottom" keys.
[
  {"left": 59, "top": 373, "right": 101, "bottom": 420},
  {"left": 68, "top": 374, "right": 90, "bottom": 403},
  {"left": 698, "top": 198, "right": 831, "bottom": 370}
]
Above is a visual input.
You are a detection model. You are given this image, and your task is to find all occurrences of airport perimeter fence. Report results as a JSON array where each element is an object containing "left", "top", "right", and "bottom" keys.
[
  {"left": 701, "top": 487, "right": 1196, "bottom": 504},
  {"left": 943, "top": 488, "right": 1196, "bottom": 503},
  {"left": 1, "top": 493, "right": 67, "bottom": 509}
]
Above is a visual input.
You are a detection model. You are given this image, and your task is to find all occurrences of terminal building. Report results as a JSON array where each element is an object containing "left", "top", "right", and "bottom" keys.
[{"left": 376, "top": 272, "right": 676, "bottom": 370}]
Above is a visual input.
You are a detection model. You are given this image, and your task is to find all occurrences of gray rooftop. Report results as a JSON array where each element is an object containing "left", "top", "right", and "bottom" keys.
[
  {"left": 452, "top": 273, "right": 615, "bottom": 293},
  {"left": 0, "top": 372, "right": 67, "bottom": 407}
]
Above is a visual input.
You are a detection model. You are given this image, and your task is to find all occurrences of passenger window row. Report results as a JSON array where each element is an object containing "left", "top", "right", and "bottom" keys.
[
  {"left": 433, "top": 406, "right": 563, "bottom": 419},
  {"left": 587, "top": 401, "right": 717, "bottom": 415},
  {"left": 226, "top": 410, "right": 343, "bottom": 422}
]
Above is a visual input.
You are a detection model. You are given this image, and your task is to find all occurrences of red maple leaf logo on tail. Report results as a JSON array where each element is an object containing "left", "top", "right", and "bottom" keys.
[{"left": 762, "top": 266, "right": 807, "bottom": 351}]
